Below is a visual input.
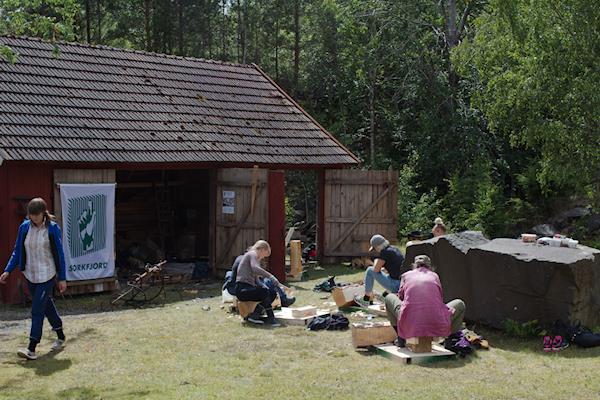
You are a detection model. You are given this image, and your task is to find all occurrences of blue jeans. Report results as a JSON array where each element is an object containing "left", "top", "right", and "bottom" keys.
[
  {"left": 27, "top": 278, "right": 63, "bottom": 343},
  {"left": 364, "top": 266, "right": 400, "bottom": 294}
]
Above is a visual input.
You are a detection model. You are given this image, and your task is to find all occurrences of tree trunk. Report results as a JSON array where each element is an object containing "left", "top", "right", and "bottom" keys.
[
  {"left": 293, "top": 0, "right": 300, "bottom": 93},
  {"left": 236, "top": 0, "right": 241, "bottom": 63},
  {"left": 368, "top": 75, "right": 376, "bottom": 168},
  {"left": 275, "top": 18, "right": 279, "bottom": 81},
  {"left": 242, "top": 0, "right": 248, "bottom": 63},
  {"left": 144, "top": 0, "right": 151, "bottom": 50},
  {"left": 368, "top": 17, "right": 376, "bottom": 167},
  {"left": 208, "top": 10, "right": 213, "bottom": 58},
  {"left": 177, "top": 0, "right": 184, "bottom": 55},
  {"left": 96, "top": 0, "right": 102, "bottom": 44},
  {"left": 221, "top": 0, "right": 227, "bottom": 60},
  {"left": 447, "top": 0, "right": 458, "bottom": 49},
  {"left": 85, "top": 0, "right": 91, "bottom": 43}
]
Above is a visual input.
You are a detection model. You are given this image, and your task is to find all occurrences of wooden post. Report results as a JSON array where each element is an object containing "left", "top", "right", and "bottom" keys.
[
  {"left": 267, "top": 170, "right": 285, "bottom": 282},
  {"left": 289, "top": 240, "right": 302, "bottom": 278},
  {"left": 317, "top": 169, "right": 326, "bottom": 262}
]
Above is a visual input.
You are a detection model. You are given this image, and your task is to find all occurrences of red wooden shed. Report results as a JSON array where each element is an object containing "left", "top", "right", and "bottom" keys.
[{"left": 0, "top": 36, "right": 365, "bottom": 304}]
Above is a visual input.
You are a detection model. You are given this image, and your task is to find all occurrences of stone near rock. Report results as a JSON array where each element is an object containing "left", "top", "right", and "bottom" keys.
[{"left": 404, "top": 232, "right": 600, "bottom": 329}]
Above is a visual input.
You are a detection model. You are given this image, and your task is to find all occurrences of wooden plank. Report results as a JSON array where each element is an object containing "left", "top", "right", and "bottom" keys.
[
  {"left": 274, "top": 307, "right": 330, "bottom": 326},
  {"left": 373, "top": 343, "right": 455, "bottom": 364}
]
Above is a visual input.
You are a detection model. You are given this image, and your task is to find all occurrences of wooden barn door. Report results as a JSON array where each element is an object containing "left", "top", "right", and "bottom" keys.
[
  {"left": 214, "top": 168, "right": 268, "bottom": 276},
  {"left": 322, "top": 169, "right": 398, "bottom": 262}
]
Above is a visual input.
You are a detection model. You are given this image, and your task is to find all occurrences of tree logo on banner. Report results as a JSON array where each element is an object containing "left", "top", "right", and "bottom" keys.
[{"left": 67, "top": 194, "right": 107, "bottom": 258}]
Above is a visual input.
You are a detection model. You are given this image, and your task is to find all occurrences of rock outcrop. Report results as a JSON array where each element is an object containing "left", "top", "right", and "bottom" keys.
[{"left": 404, "top": 232, "right": 600, "bottom": 328}]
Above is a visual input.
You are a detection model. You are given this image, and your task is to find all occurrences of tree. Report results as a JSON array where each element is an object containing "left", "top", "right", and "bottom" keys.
[{"left": 453, "top": 0, "right": 600, "bottom": 197}]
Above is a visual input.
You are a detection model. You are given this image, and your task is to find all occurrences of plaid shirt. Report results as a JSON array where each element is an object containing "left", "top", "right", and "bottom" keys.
[{"left": 23, "top": 224, "right": 57, "bottom": 283}]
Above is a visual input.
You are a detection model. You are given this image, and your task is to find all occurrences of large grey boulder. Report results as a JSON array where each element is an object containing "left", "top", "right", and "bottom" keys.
[{"left": 404, "top": 232, "right": 600, "bottom": 328}]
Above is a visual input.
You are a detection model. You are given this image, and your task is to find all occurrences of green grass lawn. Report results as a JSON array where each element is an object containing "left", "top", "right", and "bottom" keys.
[{"left": 2, "top": 265, "right": 600, "bottom": 400}]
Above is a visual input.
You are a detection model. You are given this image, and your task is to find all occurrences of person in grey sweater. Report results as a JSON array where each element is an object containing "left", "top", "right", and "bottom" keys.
[{"left": 235, "top": 240, "right": 290, "bottom": 327}]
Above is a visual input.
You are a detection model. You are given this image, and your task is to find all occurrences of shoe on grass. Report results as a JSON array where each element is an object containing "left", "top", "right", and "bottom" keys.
[
  {"left": 50, "top": 339, "right": 65, "bottom": 351},
  {"left": 353, "top": 295, "right": 372, "bottom": 308},
  {"left": 246, "top": 316, "right": 265, "bottom": 325},
  {"left": 265, "top": 317, "right": 282, "bottom": 328},
  {"left": 17, "top": 349, "right": 37, "bottom": 360}
]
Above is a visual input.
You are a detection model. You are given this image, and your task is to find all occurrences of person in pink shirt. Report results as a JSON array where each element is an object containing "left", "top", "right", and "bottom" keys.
[{"left": 384, "top": 254, "right": 465, "bottom": 347}]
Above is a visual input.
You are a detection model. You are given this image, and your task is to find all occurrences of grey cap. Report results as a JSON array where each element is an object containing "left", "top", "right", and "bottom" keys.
[{"left": 369, "top": 234, "right": 387, "bottom": 252}]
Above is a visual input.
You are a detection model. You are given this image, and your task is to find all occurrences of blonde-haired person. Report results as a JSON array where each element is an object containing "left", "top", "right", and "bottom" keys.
[
  {"left": 0, "top": 198, "right": 67, "bottom": 360},
  {"left": 384, "top": 255, "right": 465, "bottom": 347},
  {"left": 235, "top": 240, "right": 290, "bottom": 327},
  {"left": 432, "top": 217, "right": 447, "bottom": 237}
]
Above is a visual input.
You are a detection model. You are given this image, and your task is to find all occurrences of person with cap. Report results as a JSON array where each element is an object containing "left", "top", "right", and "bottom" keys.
[
  {"left": 384, "top": 254, "right": 465, "bottom": 347},
  {"left": 354, "top": 234, "right": 405, "bottom": 308}
]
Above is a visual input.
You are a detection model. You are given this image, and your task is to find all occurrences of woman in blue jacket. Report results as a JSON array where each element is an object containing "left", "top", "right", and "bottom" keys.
[{"left": 0, "top": 197, "right": 68, "bottom": 360}]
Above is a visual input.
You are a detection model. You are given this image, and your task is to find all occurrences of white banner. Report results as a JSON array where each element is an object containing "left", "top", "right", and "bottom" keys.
[{"left": 60, "top": 184, "right": 115, "bottom": 281}]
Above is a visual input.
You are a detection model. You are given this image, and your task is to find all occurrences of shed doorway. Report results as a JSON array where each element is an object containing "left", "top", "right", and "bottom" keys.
[{"left": 115, "top": 169, "right": 210, "bottom": 273}]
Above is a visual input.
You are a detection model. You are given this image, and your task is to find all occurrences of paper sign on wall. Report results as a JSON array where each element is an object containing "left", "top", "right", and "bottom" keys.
[{"left": 222, "top": 190, "right": 235, "bottom": 214}]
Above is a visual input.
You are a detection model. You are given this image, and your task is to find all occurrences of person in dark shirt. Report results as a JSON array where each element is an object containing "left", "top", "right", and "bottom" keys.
[{"left": 355, "top": 234, "right": 405, "bottom": 307}]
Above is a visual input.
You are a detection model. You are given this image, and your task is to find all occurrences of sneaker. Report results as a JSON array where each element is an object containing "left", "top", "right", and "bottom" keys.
[
  {"left": 353, "top": 295, "right": 372, "bottom": 308},
  {"left": 394, "top": 337, "right": 406, "bottom": 348},
  {"left": 281, "top": 296, "right": 296, "bottom": 307},
  {"left": 552, "top": 335, "right": 568, "bottom": 351},
  {"left": 543, "top": 335, "right": 552, "bottom": 352},
  {"left": 17, "top": 349, "right": 37, "bottom": 360},
  {"left": 246, "top": 315, "right": 265, "bottom": 325},
  {"left": 50, "top": 339, "right": 65, "bottom": 351},
  {"left": 265, "top": 317, "right": 282, "bottom": 328}
]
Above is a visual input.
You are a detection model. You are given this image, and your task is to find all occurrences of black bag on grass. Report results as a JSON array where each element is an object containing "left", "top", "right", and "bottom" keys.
[{"left": 307, "top": 313, "right": 349, "bottom": 331}]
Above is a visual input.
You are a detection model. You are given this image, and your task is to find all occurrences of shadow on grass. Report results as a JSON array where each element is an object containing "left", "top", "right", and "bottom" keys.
[
  {"left": 20, "top": 350, "right": 73, "bottom": 376},
  {"left": 0, "top": 281, "right": 223, "bottom": 322},
  {"left": 57, "top": 387, "right": 101, "bottom": 399},
  {"left": 302, "top": 264, "right": 363, "bottom": 282}
]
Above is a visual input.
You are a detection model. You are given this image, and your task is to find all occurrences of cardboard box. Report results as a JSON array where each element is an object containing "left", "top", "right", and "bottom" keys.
[
  {"left": 332, "top": 284, "right": 365, "bottom": 307},
  {"left": 351, "top": 321, "right": 397, "bottom": 348},
  {"left": 406, "top": 337, "right": 433, "bottom": 353}
]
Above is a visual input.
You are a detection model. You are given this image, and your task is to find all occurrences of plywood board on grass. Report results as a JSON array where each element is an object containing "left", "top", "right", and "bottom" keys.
[
  {"left": 374, "top": 343, "right": 455, "bottom": 364},
  {"left": 274, "top": 307, "right": 330, "bottom": 326}
]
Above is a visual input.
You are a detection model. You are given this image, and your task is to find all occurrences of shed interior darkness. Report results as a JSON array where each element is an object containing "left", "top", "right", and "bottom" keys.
[{"left": 115, "top": 169, "right": 210, "bottom": 272}]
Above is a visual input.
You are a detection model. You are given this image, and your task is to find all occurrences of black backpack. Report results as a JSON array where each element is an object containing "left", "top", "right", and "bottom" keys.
[
  {"left": 307, "top": 313, "right": 349, "bottom": 331},
  {"left": 552, "top": 320, "right": 600, "bottom": 348}
]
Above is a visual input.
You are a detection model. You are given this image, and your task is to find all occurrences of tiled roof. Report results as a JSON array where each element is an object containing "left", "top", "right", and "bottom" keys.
[{"left": 0, "top": 36, "right": 359, "bottom": 166}]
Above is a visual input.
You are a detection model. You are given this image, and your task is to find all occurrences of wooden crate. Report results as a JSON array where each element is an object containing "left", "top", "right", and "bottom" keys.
[
  {"left": 406, "top": 337, "right": 433, "bottom": 353},
  {"left": 64, "top": 278, "right": 117, "bottom": 296},
  {"left": 234, "top": 296, "right": 281, "bottom": 318},
  {"left": 351, "top": 321, "right": 397, "bottom": 348},
  {"left": 290, "top": 305, "right": 317, "bottom": 318},
  {"left": 332, "top": 284, "right": 365, "bottom": 307}
]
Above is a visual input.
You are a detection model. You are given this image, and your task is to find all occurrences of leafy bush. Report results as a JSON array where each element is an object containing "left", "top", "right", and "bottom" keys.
[
  {"left": 503, "top": 319, "right": 542, "bottom": 338},
  {"left": 396, "top": 153, "right": 443, "bottom": 237}
]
